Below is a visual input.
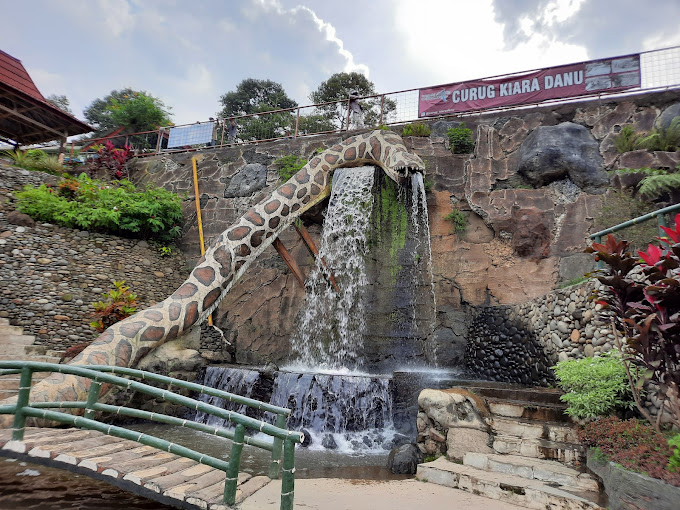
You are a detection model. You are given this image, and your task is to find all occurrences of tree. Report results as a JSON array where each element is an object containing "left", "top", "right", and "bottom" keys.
[
  {"left": 83, "top": 88, "right": 172, "bottom": 138},
  {"left": 308, "top": 72, "right": 396, "bottom": 130},
  {"left": 218, "top": 79, "right": 297, "bottom": 141},
  {"left": 46, "top": 94, "right": 73, "bottom": 115}
]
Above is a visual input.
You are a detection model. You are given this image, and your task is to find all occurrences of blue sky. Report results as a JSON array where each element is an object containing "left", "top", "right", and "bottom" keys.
[{"left": 2, "top": 0, "right": 679, "bottom": 126}]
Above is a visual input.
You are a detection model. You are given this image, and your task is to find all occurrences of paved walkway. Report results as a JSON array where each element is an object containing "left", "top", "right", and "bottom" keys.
[{"left": 241, "top": 478, "right": 525, "bottom": 510}]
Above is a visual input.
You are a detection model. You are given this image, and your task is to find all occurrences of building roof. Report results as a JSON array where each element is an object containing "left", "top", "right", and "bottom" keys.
[{"left": 0, "top": 50, "right": 92, "bottom": 145}]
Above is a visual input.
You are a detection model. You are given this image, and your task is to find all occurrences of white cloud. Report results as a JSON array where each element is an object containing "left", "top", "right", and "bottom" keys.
[
  {"left": 541, "top": 0, "right": 586, "bottom": 25},
  {"left": 26, "top": 68, "right": 68, "bottom": 97},
  {"left": 96, "top": 0, "right": 136, "bottom": 38},
  {"left": 393, "top": 0, "right": 588, "bottom": 84}
]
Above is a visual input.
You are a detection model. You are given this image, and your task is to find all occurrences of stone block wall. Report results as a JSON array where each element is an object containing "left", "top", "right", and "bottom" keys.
[{"left": 0, "top": 166, "right": 188, "bottom": 353}]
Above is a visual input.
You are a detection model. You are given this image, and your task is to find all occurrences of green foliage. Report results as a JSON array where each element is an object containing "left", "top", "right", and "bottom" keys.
[
  {"left": 632, "top": 167, "right": 680, "bottom": 200},
  {"left": 446, "top": 123, "right": 476, "bottom": 154},
  {"left": 84, "top": 88, "right": 172, "bottom": 138},
  {"left": 669, "top": 434, "right": 680, "bottom": 473},
  {"left": 424, "top": 178, "right": 434, "bottom": 193},
  {"left": 580, "top": 417, "right": 680, "bottom": 486},
  {"left": 308, "top": 72, "right": 396, "bottom": 129},
  {"left": 444, "top": 208, "right": 468, "bottom": 235},
  {"left": 218, "top": 79, "right": 298, "bottom": 141},
  {"left": 638, "top": 117, "right": 680, "bottom": 152},
  {"left": 158, "top": 245, "right": 174, "bottom": 257},
  {"left": 273, "top": 154, "right": 307, "bottom": 182},
  {"left": 594, "top": 189, "right": 659, "bottom": 252},
  {"left": 46, "top": 94, "right": 73, "bottom": 115},
  {"left": 553, "top": 353, "right": 633, "bottom": 419},
  {"left": 1, "top": 149, "right": 66, "bottom": 175},
  {"left": 378, "top": 124, "right": 389, "bottom": 131},
  {"left": 90, "top": 280, "right": 138, "bottom": 332},
  {"left": 614, "top": 125, "right": 644, "bottom": 153},
  {"left": 402, "top": 122, "right": 432, "bottom": 137},
  {"left": 15, "top": 174, "right": 183, "bottom": 242},
  {"left": 107, "top": 92, "right": 172, "bottom": 134}
]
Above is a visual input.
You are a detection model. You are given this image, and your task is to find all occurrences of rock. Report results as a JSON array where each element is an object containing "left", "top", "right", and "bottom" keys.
[
  {"left": 321, "top": 434, "right": 337, "bottom": 450},
  {"left": 300, "top": 429, "right": 312, "bottom": 448},
  {"left": 418, "top": 389, "right": 490, "bottom": 431},
  {"left": 517, "top": 122, "right": 608, "bottom": 194},
  {"left": 446, "top": 428, "right": 493, "bottom": 461},
  {"left": 584, "top": 344, "right": 595, "bottom": 357},
  {"left": 387, "top": 443, "right": 424, "bottom": 474},
  {"left": 656, "top": 102, "right": 680, "bottom": 130},
  {"left": 224, "top": 163, "right": 267, "bottom": 198},
  {"left": 7, "top": 211, "right": 35, "bottom": 227}
]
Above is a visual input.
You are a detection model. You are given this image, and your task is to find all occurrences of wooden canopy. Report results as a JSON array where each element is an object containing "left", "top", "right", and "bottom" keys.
[{"left": 0, "top": 50, "right": 92, "bottom": 146}]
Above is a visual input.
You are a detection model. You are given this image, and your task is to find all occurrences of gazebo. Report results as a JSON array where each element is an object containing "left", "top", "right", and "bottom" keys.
[{"left": 0, "top": 49, "right": 92, "bottom": 148}]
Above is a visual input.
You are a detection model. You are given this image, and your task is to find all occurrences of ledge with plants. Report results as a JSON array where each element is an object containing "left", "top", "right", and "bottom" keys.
[{"left": 14, "top": 174, "right": 183, "bottom": 243}]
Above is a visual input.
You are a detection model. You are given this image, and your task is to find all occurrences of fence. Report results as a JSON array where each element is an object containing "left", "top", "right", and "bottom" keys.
[
  {"left": 68, "top": 45, "right": 680, "bottom": 158},
  {"left": 0, "top": 361, "right": 303, "bottom": 509}
]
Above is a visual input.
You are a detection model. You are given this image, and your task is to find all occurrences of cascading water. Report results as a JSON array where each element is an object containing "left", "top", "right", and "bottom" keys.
[
  {"left": 192, "top": 366, "right": 261, "bottom": 427},
  {"left": 288, "top": 166, "right": 375, "bottom": 371},
  {"left": 193, "top": 166, "right": 440, "bottom": 452}
]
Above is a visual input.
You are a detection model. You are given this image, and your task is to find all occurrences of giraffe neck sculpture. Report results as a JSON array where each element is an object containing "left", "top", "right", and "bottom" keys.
[{"left": 5, "top": 130, "right": 425, "bottom": 412}]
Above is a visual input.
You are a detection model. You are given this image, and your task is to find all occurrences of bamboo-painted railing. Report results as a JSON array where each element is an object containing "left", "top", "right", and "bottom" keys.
[
  {"left": 589, "top": 203, "right": 680, "bottom": 267},
  {"left": 0, "top": 361, "right": 304, "bottom": 510}
]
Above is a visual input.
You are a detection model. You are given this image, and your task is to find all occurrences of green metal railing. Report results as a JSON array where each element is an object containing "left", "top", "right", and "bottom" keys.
[
  {"left": 0, "top": 361, "right": 303, "bottom": 510},
  {"left": 589, "top": 203, "right": 680, "bottom": 267}
]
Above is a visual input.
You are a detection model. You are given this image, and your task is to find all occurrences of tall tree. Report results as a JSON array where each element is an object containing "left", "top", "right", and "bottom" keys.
[
  {"left": 308, "top": 72, "right": 396, "bottom": 129},
  {"left": 218, "top": 79, "right": 297, "bottom": 141},
  {"left": 46, "top": 94, "right": 73, "bottom": 115},
  {"left": 84, "top": 88, "right": 172, "bottom": 138}
]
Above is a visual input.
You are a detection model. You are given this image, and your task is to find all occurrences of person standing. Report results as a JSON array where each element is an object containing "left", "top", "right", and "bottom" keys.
[
  {"left": 227, "top": 118, "right": 238, "bottom": 144},
  {"left": 348, "top": 90, "right": 364, "bottom": 129}
]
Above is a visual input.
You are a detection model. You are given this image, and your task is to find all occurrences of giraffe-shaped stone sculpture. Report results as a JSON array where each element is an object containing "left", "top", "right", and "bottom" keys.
[{"left": 0, "top": 130, "right": 425, "bottom": 419}]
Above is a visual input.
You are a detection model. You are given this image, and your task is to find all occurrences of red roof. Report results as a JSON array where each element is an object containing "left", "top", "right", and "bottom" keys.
[
  {"left": 0, "top": 49, "right": 46, "bottom": 103},
  {"left": 0, "top": 50, "right": 92, "bottom": 145}
]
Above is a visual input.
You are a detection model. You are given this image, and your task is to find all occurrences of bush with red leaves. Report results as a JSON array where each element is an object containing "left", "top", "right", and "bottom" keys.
[{"left": 579, "top": 416, "right": 680, "bottom": 486}]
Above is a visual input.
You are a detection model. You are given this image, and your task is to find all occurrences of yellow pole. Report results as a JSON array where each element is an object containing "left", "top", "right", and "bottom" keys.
[{"left": 192, "top": 156, "right": 213, "bottom": 326}]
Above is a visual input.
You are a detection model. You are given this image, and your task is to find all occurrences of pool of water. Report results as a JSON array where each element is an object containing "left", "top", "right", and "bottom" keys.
[
  {"left": 0, "top": 458, "right": 176, "bottom": 510},
  {"left": 128, "top": 424, "right": 409, "bottom": 480}
]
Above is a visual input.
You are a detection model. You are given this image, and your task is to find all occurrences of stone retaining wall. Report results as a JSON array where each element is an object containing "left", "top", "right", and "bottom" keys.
[{"left": 0, "top": 166, "right": 189, "bottom": 353}]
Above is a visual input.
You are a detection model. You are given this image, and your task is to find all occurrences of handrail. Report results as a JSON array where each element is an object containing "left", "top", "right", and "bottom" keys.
[
  {"left": 0, "top": 361, "right": 302, "bottom": 510},
  {"left": 589, "top": 203, "right": 680, "bottom": 241}
]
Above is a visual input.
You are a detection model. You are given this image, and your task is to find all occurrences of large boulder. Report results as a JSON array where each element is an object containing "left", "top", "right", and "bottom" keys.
[
  {"left": 656, "top": 103, "right": 680, "bottom": 130},
  {"left": 387, "top": 443, "right": 424, "bottom": 474},
  {"left": 517, "top": 122, "right": 608, "bottom": 194}
]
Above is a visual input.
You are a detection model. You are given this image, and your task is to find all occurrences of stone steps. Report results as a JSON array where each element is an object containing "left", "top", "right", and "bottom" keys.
[
  {"left": 416, "top": 457, "right": 603, "bottom": 510},
  {"left": 463, "top": 452, "right": 599, "bottom": 492},
  {"left": 487, "top": 398, "right": 571, "bottom": 422},
  {"left": 492, "top": 415, "right": 579, "bottom": 443},
  {"left": 493, "top": 435, "right": 584, "bottom": 465}
]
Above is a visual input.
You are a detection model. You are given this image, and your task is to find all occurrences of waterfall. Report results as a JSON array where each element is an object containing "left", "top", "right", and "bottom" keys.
[
  {"left": 192, "top": 366, "right": 261, "bottom": 427},
  {"left": 288, "top": 166, "right": 375, "bottom": 371}
]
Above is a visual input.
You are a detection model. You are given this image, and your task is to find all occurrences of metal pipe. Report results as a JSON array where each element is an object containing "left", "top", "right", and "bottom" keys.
[
  {"left": 280, "top": 438, "right": 296, "bottom": 510},
  {"left": 589, "top": 203, "right": 680, "bottom": 239},
  {"left": 192, "top": 156, "right": 212, "bottom": 326},
  {"left": 11, "top": 366, "right": 32, "bottom": 440}
]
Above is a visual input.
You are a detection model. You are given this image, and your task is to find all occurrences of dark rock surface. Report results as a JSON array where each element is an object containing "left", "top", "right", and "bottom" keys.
[
  {"left": 387, "top": 443, "right": 424, "bottom": 474},
  {"left": 517, "top": 122, "right": 608, "bottom": 193}
]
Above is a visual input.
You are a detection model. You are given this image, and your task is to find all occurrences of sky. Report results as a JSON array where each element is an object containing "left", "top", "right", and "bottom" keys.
[{"left": 2, "top": 0, "right": 679, "bottom": 127}]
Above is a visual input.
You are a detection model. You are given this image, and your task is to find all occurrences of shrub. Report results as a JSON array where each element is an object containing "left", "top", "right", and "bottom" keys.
[
  {"left": 614, "top": 166, "right": 680, "bottom": 201},
  {"left": 446, "top": 123, "right": 475, "bottom": 154},
  {"left": 402, "top": 122, "right": 432, "bottom": 137},
  {"left": 553, "top": 354, "right": 633, "bottom": 419},
  {"left": 614, "top": 125, "right": 644, "bottom": 153},
  {"left": 638, "top": 116, "right": 680, "bottom": 152},
  {"left": 90, "top": 280, "right": 138, "bottom": 332},
  {"left": 444, "top": 208, "right": 467, "bottom": 236},
  {"left": 89, "top": 140, "right": 133, "bottom": 180},
  {"left": 273, "top": 154, "right": 307, "bottom": 182},
  {"left": 15, "top": 174, "right": 183, "bottom": 242},
  {"left": 1, "top": 148, "right": 65, "bottom": 175},
  {"left": 587, "top": 216, "right": 680, "bottom": 431},
  {"left": 579, "top": 417, "right": 680, "bottom": 486}
]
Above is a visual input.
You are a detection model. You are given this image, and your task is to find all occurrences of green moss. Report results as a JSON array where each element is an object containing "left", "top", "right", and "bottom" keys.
[{"left": 376, "top": 175, "right": 408, "bottom": 278}]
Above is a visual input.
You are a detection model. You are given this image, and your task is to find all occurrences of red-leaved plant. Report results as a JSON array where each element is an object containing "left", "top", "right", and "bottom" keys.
[
  {"left": 91, "top": 140, "right": 133, "bottom": 180},
  {"left": 586, "top": 213, "right": 680, "bottom": 431}
]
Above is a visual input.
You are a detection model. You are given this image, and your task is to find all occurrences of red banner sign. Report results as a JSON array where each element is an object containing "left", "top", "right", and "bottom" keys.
[{"left": 418, "top": 55, "right": 641, "bottom": 117}]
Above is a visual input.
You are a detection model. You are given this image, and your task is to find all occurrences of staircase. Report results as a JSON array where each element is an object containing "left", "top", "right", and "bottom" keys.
[
  {"left": 416, "top": 384, "right": 605, "bottom": 509},
  {"left": 0, "top": 318, "right": 62, "bottom": 400}
]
